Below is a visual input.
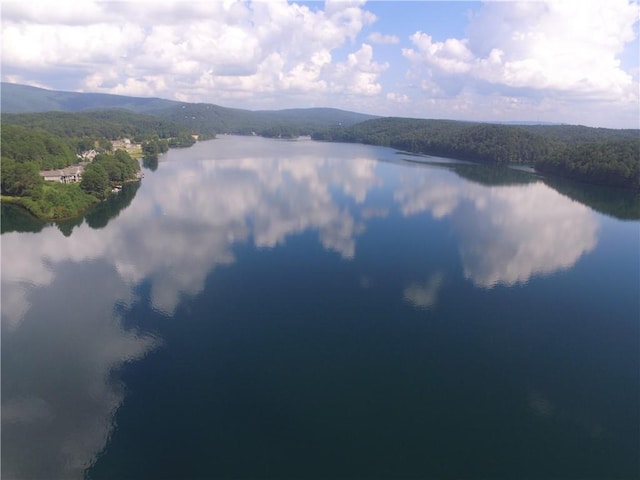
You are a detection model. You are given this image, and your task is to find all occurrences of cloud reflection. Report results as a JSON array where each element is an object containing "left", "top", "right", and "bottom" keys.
[
  {"left": 394, "top": 168, "right": 598, "bottom": 287},
  {"left": 114, "top": 148, "right": 379, "bottom": 314},
  {"left": 1, "top": 261, "right": 158, "bottom": 480},
  {"left": 1, "top": 141, "right": 380, "bottom": 318},
  {"left": 404, "top": 272, "right": 444, "bottom": 310}
]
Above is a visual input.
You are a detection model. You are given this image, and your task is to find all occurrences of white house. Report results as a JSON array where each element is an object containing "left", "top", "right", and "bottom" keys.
[
  {"left": 76, "top": 149, "right": 97, "bottom": 161},
  {"left": 39, "top": 165, "right": 85, "bottom": 184}
]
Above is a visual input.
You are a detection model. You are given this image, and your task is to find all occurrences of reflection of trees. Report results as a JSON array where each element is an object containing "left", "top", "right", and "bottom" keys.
[
  {"left": 142, "top": 156, "right": 158, "bottom": 171},
  {"left": 402, "top": 159, "right": 638, "bottom": 221},
  {"left": 2, "top": 182, "right": 141, "bottom": 236},
  {"left": 0, "top": 203, "right": 45, "bottom": 234},
  {"left": 56, "top": 215, "right": 83, "bottom": 237},
  {"left": 404, "top": 160, "right": 538, "bottom": 187},
  {"left": 85, "top": 182, "right": 141, "bottom": 229},
  {"left": 450, "top": 164, "right": 537, "bottom": 187},
  {"left": 542, "top": 177, "right": 640, "bottom": 221}
]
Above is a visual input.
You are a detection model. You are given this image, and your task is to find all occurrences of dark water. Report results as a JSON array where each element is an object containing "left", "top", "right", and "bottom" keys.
[{"left": 2, "top": 137, "right": 639, "bottom": 479}]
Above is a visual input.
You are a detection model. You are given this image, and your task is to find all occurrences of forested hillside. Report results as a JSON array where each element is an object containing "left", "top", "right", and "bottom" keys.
[
  {"left": 1, "top": 124, "right": 76, "bottom": 170},
  {"left": 2, "top": 110, "right": 198, "bottom": 146},
  {"left": 2, "top": 83, "right": 376, "bottom": 138},
  {"left": 313, "top": 117, "right": 640, "bottom": 189},
  {"left": 536, "top": 139, "right": 639, "bottom": 189},
  {"left": 314, "top": 118, "right": 557, "bottom": 164},
  {"left": 518, "top": 124, "right": 639, "bottom": 144}
]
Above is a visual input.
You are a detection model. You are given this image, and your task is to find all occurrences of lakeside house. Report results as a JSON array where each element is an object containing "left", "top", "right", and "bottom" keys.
[
  {"left": 77, "top": 149, "right": 97, "bottom": 161},
  {"left": 40, "top": 165, "right": 85, "bottom": 183},
  {"left": 111, "top": 138, "right": 143, "bottom": 157},
  {"left": 111, "top": 138, "right": 132, "bottom": 149}
]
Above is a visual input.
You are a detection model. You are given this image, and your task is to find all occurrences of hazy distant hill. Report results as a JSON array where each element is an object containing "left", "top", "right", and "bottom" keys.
[
  {"left": 158, "top": 102, "right": 375, "bottom": 137},
  {"left": 1, "top": 82, "right": 180, "bottom": 114},
  {"left": 1, "top": 83, "right": 376, "bottom": 136}
]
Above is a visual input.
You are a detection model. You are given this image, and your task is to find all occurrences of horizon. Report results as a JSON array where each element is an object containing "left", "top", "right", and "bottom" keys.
[
  {"left": 2, "top": 1, "right": 639, "bottom": 129},
  {"left": 2, "top": 81, "right": 632, "bottom": 130}
]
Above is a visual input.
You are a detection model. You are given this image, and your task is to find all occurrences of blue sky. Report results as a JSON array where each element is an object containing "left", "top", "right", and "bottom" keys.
[{"left": 2, "top": 0, "right": 639, "bottom": 128}]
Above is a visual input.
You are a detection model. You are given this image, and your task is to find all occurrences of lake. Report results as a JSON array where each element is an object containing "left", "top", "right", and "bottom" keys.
[{"left": 2, "top": 136, "right": 639, "bottom": 479}]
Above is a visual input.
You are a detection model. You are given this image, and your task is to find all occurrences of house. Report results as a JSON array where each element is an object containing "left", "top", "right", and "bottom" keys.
[
  {"left": 111, "top": 138, "right": 132, "bottom": 150},
  {"left": 76, "top": 149, "right": 97, "bottom": 161},
  {"left": 40, "top": 165, "right": 85, "bottom": 184}
]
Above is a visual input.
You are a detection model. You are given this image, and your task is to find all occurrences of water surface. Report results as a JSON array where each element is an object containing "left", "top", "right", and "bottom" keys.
[{"left": 2, "top": 136, "right": 638, "bottom": 479}]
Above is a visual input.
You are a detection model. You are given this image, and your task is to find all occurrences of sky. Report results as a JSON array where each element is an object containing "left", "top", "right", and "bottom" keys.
[{"left": 1, "top": 0, "right": 639, "bottom": 128}]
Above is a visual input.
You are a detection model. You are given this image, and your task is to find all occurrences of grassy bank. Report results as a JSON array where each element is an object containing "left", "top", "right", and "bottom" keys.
[{"left": 1, "top": 182, "right": 100, "bottom": 221}]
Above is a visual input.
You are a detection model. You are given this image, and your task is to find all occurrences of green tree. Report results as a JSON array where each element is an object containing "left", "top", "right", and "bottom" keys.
[
  {"left": 142, "top": 140, "right": 159, "bottom": 159},
  {"left": 1, "top": 157, "right": 43, "bottom": 196},
  {"left": 80, "top": 163, "right": 109, "bottom": 199}
]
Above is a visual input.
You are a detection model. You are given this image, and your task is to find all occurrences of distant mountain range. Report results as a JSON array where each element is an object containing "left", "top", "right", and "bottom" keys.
[
  {"left": 0, "top": 83, "right": 377, "bottom": 136},
  {"left": 1, "top": 82, "right": 181, "bottom": 114}
]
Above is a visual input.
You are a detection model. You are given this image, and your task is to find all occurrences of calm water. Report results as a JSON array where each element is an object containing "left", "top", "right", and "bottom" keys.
[{"left": 2, "top": 136, "right": 639, "bottom": 479}]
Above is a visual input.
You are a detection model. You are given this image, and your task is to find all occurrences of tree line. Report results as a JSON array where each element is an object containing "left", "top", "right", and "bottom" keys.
[
  {"left": 1, "top": 109, "right": 195, "bottom": 143},
  {"left": 1, "top": 147, "right": 140, "bottom": 220},
  {"left": 0, "top": 109, "right": 197, "bottom": 219},
  {"left": 312, "top": 118, "right": 639, "bottom": 189}
]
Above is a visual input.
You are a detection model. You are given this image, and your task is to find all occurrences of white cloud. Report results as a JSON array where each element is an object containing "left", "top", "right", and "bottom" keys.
[
  {"left": 368, "top": 32, "right": 399, "bottom": 44},
  {"left": 1, "top": 0, "right": 638, "bottom": 126},
  {"left": 1, "top": 22, "right": 146, "bottom": 70},
  {"left": 402, "top": 0, "right": 639, "bottom": 124},
  {"left": 386, "top": 92, "right": 409, "bottom": 103},
  {"left": 330, "top": 43, "right": 388, "bottom": 95},
  {"left": 405, "top": 33, "right": 474, "bottom": 74},
  {"left": 1, "top": 0, "right": 383, "bottom": 107}
]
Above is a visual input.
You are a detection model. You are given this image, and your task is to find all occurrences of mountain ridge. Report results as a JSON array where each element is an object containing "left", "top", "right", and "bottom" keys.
[{"left": 0, "top": 83, "right": 377, "bottom": 135}]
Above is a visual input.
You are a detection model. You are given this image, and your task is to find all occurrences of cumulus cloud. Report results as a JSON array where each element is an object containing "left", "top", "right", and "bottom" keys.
[
  {"left": 330, "top": 43, "right": 388, "bottom": 95},
  {"left": 386, "top": 92, "right": 409, "bottom": 103},
  {"left": 2, "top": 0, "right": 637, "bottom": 126},
  {"left": 401, "top": 0, "right": 639, "bottom": 125},
  {"left": 1, "top": 0, "right": 383, "bottom": 108},
  {"left": 404, "top": 1, "right": 638, "bottom": 98},
  {"left": 368, "top": 31, "right": 399, "bottom": 44}
]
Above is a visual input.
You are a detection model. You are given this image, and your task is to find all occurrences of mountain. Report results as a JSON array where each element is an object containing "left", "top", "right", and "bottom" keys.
[
  {"left": 1, "top": 82, "right": 180, "bottom": 114},
  {"left": 0, "top": 83, "right": 377, "bottom": 136}
]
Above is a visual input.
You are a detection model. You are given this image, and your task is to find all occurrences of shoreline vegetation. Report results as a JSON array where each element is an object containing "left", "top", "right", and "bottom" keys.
[
  {"left": 312, "top": 118, "right": 640, "bottom": 190},
  {"left": 1, "top": 110, "right": 197, "bottom": 221},
  {"left": 1, "top": 88, "right": 638, "bottom": 221}
]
